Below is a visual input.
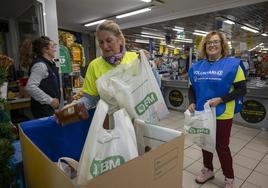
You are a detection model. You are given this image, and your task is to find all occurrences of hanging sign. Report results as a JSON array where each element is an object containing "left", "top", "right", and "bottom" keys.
[
  {"left": 174, "top": 48, "right": 179, "bottom": 55},
  {"left": 195, "top": 35, "right": 203, "bottom": 49},
  {"left": 164, "top": 46, "right": 169, "bottom": 55},
  {"left": 246, "top": 33, "right": 253, "bottom": 50},
  {"left": 159, "top": 45, "right": 164, "bottom": 55}
]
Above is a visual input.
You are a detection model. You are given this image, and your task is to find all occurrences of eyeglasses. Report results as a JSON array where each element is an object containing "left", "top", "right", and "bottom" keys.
[{"left": 206, "top": 40, "right": 221, "bottom": 47}]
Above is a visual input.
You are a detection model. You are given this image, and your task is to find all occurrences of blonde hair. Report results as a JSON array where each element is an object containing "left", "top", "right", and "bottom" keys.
[
  {"left": 96, "top": 20, "right": 125, "bottom": 48},
  {"left": 198, "top": 31, "right": 229, "bottom": 59}
]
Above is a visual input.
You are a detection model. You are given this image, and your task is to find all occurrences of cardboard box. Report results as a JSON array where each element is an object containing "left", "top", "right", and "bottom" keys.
[{"left": 19, "top": 114, "right": 184, "bottom": 188}]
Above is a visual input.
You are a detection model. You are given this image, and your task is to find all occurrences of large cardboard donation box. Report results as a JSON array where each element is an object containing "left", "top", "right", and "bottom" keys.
[{"left": 19, "top": 109, "right": 184, "bottom": 188}]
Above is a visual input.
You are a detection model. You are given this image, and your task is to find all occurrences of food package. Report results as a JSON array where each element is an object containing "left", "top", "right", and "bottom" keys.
[{"left": 55, "top": 102, "right": 88, "bottom": 126}]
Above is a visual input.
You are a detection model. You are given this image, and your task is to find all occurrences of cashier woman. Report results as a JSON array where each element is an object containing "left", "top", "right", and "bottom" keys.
[{"left": 24, "top": 36, "right": 61, "bottom": 119}]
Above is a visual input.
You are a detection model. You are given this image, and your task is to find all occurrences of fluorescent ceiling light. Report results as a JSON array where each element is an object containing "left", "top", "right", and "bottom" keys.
[
  {"left": 140, "top": 34, "right": 164, "bottom": 40},
  {"left": 193, "top": 32, "right": 206, "bottom": 37},
  {"left": 249, "top": 43, "right": 264, "bottom": 51},
  {"left": 224, "top": 20, "right": 235, "bottom": 25},
  {"left": 141, "top": 31, "right": 164, "bottom": 38},
  {"left": 174, "top": 39, "right": 193, "bottom": 43},
  {"left": 135, "top": 39, "right": 149, "bottom": 44},
  {"left": 194, "top": 30, "right": 208, "bottom": 34},
  {"left": 167, "top": 45, "right": 175, "bottom": 48},
  {"left": 173, "top": 26, "right": 184, "bottom": 32},
  {"left": 173, "top": 28, "right": 184, "bottom": 32},
  {"left": 140, "top": 0, "right": 152, "bottom": 2},
  {"left": 174, "top": 26, "right": 184, "bottom": 30},
  {"left": 261, "top": 33, "right": 268, "bottom": 36},
  {"left": 241, "top": 26, "right": 259, "bottom": 33},
  {"left": 116, "top": 8, "right": 151, "bottom": 19},
  {"left": 84, "top": 19, "right": 106, "bottom": 27}
]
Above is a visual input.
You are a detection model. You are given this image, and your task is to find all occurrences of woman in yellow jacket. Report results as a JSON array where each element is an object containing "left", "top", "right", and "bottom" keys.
[{"left": 75, "top": 20, "right": 137, "bottom": 116}]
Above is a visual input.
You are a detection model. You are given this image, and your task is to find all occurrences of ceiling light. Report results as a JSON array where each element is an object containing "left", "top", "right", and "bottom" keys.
[
  {"left": 174, "top": 26, "right": 184, "bottom": 30},
  {"left": 173, "top": 26, "right": 184, "bottom": 32},
  {"left": 261, "top": 33, "right": 268, "bottom": 37},
  {"left": 224, "top": 20, "right": 235, "bottom": 25},
  {"left": 116, "top": 8, "right": 151, "bottom": 19},
  {"left": 167, "top": 45, "right": 175, "bottom": 48},
  {"left": 141, "top": 31, "right": 164, "bottom": 38},
  {"left": 84, "top": 19, "right": 106, "bottom": 27},
  {"left": 174, "top": 39, "right": 193, "bottom": 43},
  {"left": 140, "top": 0, "right": 152, "bottom": 2},
  {"left": 135, "top": 39, "right": 149, "bottom": 44},
  {"left": 140, "top": 34, "right": 165, "bottom": 40},
  {"left": 193, "top": 32, "right": 207, "bottom": 37},
  {"left": 194, "top": 30, "right": 208, "bottom": 34},
  {"left": 241, "top": 26, "right": 259, "bottom": 33},
  {"left": 173, "top": 28, "right": 184, "bottom": 32}
]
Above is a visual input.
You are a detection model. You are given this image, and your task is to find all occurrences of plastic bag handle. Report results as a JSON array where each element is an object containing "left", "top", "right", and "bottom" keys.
[
  {"left": 57, "top": 157, "right": 79, "bottom": 171},
  {"left": 204, "top": 101, "right": 211, "bottom": 112}
]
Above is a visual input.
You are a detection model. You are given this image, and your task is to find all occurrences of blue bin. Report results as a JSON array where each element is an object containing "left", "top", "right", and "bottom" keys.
[{"left": 20, "top": 109, "right": 95, "bottom": 162}]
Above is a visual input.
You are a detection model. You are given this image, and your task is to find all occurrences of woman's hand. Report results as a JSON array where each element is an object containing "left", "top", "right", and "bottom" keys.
[
  {"left": 51, "top": 98, "right": 59, "bottom": 109},
  {"left": 188, "top": 103, "right": 196, "bottom": 113},
  {"left": 76, "top": 102, "right": 89, "bottom": 120},
  {"left": 209, "top": 97, "right": 223, "bottom": 107}
]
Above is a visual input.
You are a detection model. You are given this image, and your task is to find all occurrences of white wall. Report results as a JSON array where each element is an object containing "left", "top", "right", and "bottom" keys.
[{"left": 37, "top": 0, "right": 59, "bottom": 59}]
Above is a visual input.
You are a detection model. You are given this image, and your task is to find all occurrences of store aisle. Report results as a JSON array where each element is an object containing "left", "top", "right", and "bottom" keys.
[{"left": 159, "top": 110, "right": 268, "bottom": 188}]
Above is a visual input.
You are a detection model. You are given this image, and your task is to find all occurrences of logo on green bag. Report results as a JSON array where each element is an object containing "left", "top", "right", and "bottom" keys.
[
  {"left": 90, "top": 156, "right": 125, "bottom": 177},
  {"left": 188, "top": 127, "right": 210, "bottom": 134},
  {"left": 135, "top": 92, "right": 158, "bottom": 115}
]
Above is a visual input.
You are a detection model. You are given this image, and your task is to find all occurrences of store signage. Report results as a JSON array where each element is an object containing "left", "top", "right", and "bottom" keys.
[
  {"left": 59, "top": 44, "right": 72, "bottom": 74},
  {"left": 169, "top": 90, "right": 183, "bottom": 107},
  {"left": 240, "top": 100, "right": 266, "bottom": 123}
]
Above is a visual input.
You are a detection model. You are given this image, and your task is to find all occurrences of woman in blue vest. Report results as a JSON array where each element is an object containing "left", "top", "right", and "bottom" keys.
[
  {"left": 26, "top": 36, "right": 61, "bottom": 118},
  {"left": 188, "top": 31, "right": 246, "bottom": 188}
]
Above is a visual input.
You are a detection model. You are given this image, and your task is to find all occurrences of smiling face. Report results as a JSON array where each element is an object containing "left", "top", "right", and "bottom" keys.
[
  {"left": 206, "top": 34, "right": 222, "bottom": 60},
  {"left": 97, "top": 30, "right": 122, "bottom": 57}
]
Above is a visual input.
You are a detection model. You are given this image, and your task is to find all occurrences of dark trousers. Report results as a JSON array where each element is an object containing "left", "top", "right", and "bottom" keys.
[{"left": 202, "top": 119, "right": 234, "bottom": 178}]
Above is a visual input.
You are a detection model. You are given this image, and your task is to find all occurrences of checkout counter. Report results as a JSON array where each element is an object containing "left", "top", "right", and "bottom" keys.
[
  {"left": 161, "top": 76, "right": 189, "bottom": 111},
  {"left": 161, "top": 76, "right": 268, "bottom": 131},
  {"left": 234, "top": 79, "right": 268, "bottom": 131}
]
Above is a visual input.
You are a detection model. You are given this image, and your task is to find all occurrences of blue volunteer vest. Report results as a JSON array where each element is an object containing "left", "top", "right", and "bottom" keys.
[{"left": 189, "top": 57, "right": 245, "bottom": 117}]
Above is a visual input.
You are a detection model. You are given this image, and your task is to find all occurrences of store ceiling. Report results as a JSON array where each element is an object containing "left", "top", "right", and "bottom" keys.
[
  {"left": 0, "top": 0, "right": 32, "bottom": 19},
  {"left": 123, "top": 1, "right": 268, "bottom": 50},
  {"left": 55, "top": 0, "right": 268, "bottom": 32},
  {"left": 0, "top": 0, "right": 267, "bottom": 50}
]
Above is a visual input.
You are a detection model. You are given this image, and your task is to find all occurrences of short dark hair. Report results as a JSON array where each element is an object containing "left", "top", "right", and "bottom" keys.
[{"left": 32, "top": 36, "right": 51, "bottom": 57}]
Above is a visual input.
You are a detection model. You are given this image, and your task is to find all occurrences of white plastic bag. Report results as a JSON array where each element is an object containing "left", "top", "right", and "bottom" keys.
[
  {"left": 96, "top": 50, "right": 169, "bottom": 123},
  {"left": 184, "top": 101, "right": 216, "bottom": 153},
  {"left": 76, "top": 99, "right": 138, "bottom": 186}
]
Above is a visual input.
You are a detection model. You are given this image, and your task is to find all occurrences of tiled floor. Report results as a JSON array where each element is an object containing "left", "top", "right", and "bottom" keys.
[{"left": 158, "top": 110, "right": 268, "bottom": 188}]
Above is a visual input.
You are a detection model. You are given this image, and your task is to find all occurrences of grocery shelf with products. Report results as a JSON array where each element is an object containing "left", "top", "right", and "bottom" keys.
[{"left": 58, "top": 30, "right": 86, "bottom": 103}]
